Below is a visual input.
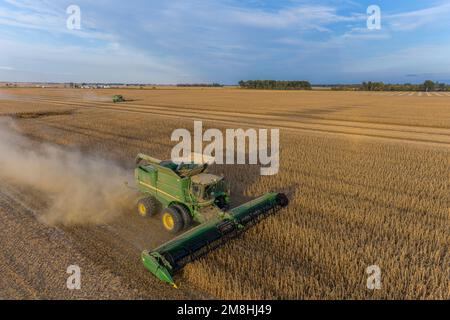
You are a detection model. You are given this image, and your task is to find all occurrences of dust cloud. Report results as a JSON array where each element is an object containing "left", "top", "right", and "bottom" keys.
[
  {"left": 0, "top": 91, "right": 17, "bottom": 101},
  {"left": 0, "top": 119, "right": 135, "bottom": 226},
  {"left": 81, "top": 92, "right": 111, "bottom": 102}
]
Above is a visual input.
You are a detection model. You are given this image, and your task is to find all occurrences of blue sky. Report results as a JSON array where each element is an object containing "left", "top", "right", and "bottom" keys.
[{"left": 0, "top": 0, "right": 449, "bottom": 84}]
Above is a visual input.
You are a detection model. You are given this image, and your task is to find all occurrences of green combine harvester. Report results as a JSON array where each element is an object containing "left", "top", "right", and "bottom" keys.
[
  {"left": 135, "top": 154, "right": 289, "bottom": 288},
  {"left": 112, "top": 95, "right": 125, "bottom": 103}
]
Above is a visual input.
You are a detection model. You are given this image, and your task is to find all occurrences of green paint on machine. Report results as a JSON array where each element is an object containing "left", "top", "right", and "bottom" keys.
[{"left": 134, "top": 153, "right": 289, "bottom": 287}]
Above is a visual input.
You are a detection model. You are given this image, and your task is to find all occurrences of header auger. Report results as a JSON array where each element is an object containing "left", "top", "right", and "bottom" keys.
[{"left": 134, "top": 153, "right": 289, "bottom": 287}]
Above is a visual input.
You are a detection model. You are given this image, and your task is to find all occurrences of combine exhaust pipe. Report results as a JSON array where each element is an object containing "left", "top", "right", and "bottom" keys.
[{"left": 142, "top": 192, "right": 289, "bottom": 287}]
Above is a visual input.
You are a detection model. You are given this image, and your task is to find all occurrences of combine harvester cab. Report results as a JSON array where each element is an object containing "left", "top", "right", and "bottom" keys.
[{"left": 135, "top": 154, "right": 289, "bottom": 287}]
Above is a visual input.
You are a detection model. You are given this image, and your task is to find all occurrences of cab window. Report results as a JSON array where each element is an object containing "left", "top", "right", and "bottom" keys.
[{"left": 191, "top": 184, "right": 202, "bottom": 198}]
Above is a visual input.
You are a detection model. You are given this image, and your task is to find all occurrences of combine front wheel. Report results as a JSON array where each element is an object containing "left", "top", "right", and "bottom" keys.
[
  {"left": 172, "top": 204, "right": 193, "bottom": 230},
  {"left": 161, "top": 207, "right": 184, "bottom": 234}
]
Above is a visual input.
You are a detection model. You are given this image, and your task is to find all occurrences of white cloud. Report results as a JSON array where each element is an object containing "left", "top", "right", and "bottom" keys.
[
  {"left": 346, "top": 44, "right": 450, "bottom": 75},
  {"left": 0, "top": 38, "right": 194, "bottom": 83},
  {"left": 340, "top": 27, "right": 390, "bottom": 40},
  {"left": 228, "top": 5, "right": 358, "bottom": 30},
  {"left": 0, "top": 0, "right": 114, "bottom": 42},
  {"left": 1, "top": 0, "right": 449, "bottom": 83},
  {"left": 0, "top": 0, "right": 195, "bottom": 83},
  {"left": 385, "top": 3, "right": 450, "bottom": 31}
]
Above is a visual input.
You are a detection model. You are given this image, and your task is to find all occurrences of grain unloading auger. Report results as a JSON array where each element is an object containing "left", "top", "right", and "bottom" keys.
[{"left": 134, "top": 154, "right": 289, "bottom": 287}]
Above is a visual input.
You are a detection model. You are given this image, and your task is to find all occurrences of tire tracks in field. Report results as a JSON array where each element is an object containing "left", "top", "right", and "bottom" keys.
[
  {"left": 0, "top": 182, "right": 209, "bottom": 299},
  {"left": 28, "top": 117, "right": 174, "bottom": 152},
  {"left": 16, "top": 96, "right": 450, "bottom": 147},
  {"left": 22, "top": 95, "right": 450, "bottom": 131}
]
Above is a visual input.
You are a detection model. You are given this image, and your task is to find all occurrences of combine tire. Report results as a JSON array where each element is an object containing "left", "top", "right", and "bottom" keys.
[
  {"left": 276, "top": 193, "right": 289, "bottom": 207},
  {"left": 161, "top": 207, "right": 184, "bottom": 234},
  {"left": 137, "top": 197, "right": 159, "bottom": 218},
  {"left": 172, "top": 204, "right": 193, "bottom": 229}
]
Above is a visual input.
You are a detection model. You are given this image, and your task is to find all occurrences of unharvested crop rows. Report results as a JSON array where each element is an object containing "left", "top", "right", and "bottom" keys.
[
  {"left": 185, "top": 135, "right": 449, "bottom": 299},
  {"left": 367, "top": 92, "right": 450, "bottom": 97}
]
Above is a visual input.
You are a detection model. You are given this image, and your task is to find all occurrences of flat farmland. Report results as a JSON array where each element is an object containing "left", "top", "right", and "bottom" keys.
[{"left": 0, "top": 88, "right": 448, "bottom": 299}]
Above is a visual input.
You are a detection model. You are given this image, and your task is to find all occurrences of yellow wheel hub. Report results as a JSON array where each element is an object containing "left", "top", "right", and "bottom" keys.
[
  {"left": 163, "top": 213, "right": 174, "bottom": 230},
  {"left": 138, "top": 203, "right": 147, "bottom": 216}
]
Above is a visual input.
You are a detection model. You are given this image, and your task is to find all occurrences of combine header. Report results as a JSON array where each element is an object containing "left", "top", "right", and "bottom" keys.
[{"left": 135, "top": 154, "right": 289, "bottom": 287}]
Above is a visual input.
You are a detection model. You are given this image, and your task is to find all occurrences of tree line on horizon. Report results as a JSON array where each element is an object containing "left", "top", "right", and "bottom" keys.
[
  {"left": 332, "top": 80, "right": 449, "bottom": 92},
  {"left": 239, "top": 80, "right": 312, "bottom": 90}
]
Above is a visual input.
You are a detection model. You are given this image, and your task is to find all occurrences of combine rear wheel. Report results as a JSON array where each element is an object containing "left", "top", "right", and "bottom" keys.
[
  {"left": 137, "top": 197, "right": 159, "bottom": 218},
  {"left": 161, "top": 207, "right": 184, "bottom": 234}
]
